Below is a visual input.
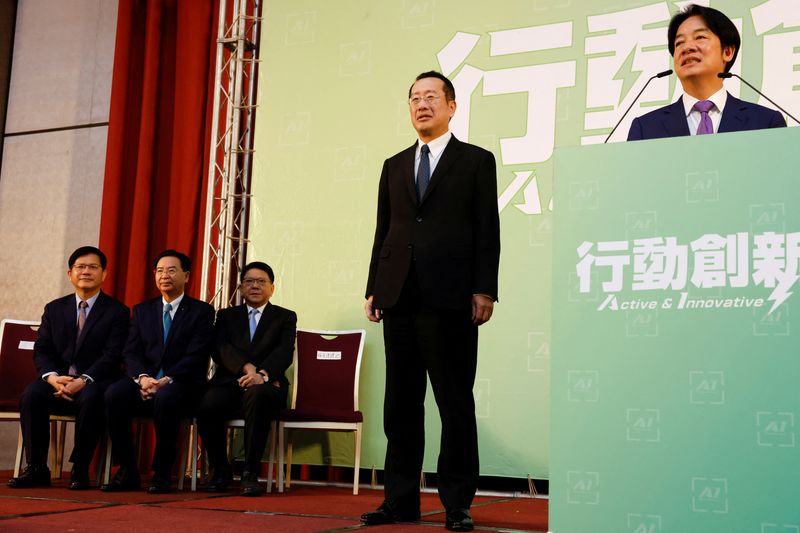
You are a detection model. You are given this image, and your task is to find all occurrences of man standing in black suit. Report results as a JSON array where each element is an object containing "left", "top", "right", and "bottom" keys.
[
  {"left": 102, "top": 250, "right": 214, "bottom": 494},
  {"left": 9, "top": 246, "right": 129, "bottom": 490},
  {"left": 362, "top": 71, "right": 500, "bottom": 532},
  {"left": 628, "top": 4, "right": 785, "bottom": 140},
  {"left": 196, "top": 261, "right": 296, "bottom": 496}
]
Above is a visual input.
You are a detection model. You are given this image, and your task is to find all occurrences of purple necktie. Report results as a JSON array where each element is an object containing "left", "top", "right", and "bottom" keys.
[{"left": 693, "top": 100, "right": 715, "bottom": 135}]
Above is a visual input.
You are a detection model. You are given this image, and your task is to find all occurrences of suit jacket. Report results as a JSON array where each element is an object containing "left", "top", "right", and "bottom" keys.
[
  {"left": 628, "top": 93, "right": 786, "bottom": 140},
  {"left": 34, "top": 291, "right": 129, "bottom": 383},
  {"left": 366, "top": 135, "right": 500, "bottom": 310},
  {"left": 211, "top": 302, "right": 297, "bottom": 386},
  {"left": 123, "top": 295, "right": 215, "bottom": 384}
]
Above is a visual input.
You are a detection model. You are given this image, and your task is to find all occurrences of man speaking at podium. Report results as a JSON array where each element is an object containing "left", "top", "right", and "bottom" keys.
[{"left": 628, "top": 4, "right": 786, "bottom": 140}]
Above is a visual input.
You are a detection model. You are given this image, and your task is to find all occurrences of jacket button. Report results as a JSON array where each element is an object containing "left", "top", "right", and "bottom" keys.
[{"left": 416, "top": 216, "right": 422, "bottom": 222}]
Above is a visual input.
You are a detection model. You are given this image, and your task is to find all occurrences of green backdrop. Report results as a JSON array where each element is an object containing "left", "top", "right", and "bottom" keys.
[{"left": 249, "top": 0, "right": 798, "bottom": 482}]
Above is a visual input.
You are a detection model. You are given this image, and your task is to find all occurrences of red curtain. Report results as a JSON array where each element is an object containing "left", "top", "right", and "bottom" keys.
[{"left": 100, "top": 0, "right": 218, "bottom": 307}]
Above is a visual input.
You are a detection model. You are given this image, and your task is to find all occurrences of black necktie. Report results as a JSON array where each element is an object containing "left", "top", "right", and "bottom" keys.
[{"left": 417, "top": 144, "right": 430, "bottom": 201}]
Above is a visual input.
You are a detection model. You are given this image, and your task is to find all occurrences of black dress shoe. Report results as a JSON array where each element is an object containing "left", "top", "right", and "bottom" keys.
[
  {"left": 147, "top": 474, "right": 171, "bottom": 494},
  {"left": 206, "top": 467, "right": 233, "bottom": 492},
  {"left": 445, "top": 508, "right": 474, "bottom": 532},
  {"left": 100, "top": 466, "right": 141, "bottom": 492},
  {"left": 361, "top": 501, "right": 420, "bottom": 525},
  {"left": 239, "top": 470, "right": 263, "bottom": 496},
  {"left": 8, "top": 464, "right": 51, "bottom": 488},
  {"left": 68, "top": 468, "right": 90, "bottom": 490}
]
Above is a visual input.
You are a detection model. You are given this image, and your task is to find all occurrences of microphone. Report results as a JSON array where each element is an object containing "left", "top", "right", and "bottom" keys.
[
  {"left": 718, "top": 72, "right": 800, "bottom": 126},
  {"left": 604, "top": 69, "right": 673, "bottom": 143}
]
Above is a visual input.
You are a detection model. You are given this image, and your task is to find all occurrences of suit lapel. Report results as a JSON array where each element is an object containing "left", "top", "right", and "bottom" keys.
[
  {"left": 61, "top": 297, "right": 78, "bottom": 362},
  {"left": 165, "top": 296, "right": 190, "bottom": 350},
  {"left": 401, "top": 143, "right": 417, "bottom": 204},
  {"left": 233, "top": 304, "right": 251, "bottom": 346},
  {"left": 421, "top": 135, "right": 461, "bottom": 203},
  {"left": 251, "top": 303, "right": 274, "bottom": 345},
  {"left": 75, "top": 292, "right": 105, "bottom": 353},
  {"left": 660, "top": 97, "right": 691, "bottom": 138},
  {"left": 719, "top": 93, "right": 745, "bottom": 133}
]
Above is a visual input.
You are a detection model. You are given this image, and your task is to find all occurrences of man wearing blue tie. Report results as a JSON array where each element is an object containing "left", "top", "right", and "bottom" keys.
[
  {"left": 102, "top": 250, "right": 214, "bottom": 493},
  {"left": 628, "top": 4, "right": 785, "bottom": 140},
  {"left": 196, "top": 261, "right": 297, "bottom": 496}
]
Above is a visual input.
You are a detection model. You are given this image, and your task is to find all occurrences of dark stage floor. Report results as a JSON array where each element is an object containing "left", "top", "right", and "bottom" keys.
[{"left": 0, "top": 472, "right": 548, "bottom": 532}]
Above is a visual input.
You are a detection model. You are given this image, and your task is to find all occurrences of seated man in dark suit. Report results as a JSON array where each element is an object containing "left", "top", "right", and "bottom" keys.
[
  {"left": 628, "top": 4, "right": 786, "bottom": 140},
  {"left": 102, "top": 249, "right": 214, "bottom": 494},
  {"left": 9, "top": 246, "right": 129, "bottom": 490},
  {"left": 196, "top": 261, "right": 296, "bottom": 496}
]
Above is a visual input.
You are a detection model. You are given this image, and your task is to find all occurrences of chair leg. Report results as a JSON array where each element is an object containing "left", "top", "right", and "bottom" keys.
[
  {"left": 54, "top": 421, "right": 67, "bottom": 478},
  {"left": 103, "top": 435, "right": 113, "bottom": 485},
  {"left": 48, "top": 420, "right": 58, "bottom": 476},
  {"left": 277, "top": 422, "right": 285, "bottom": 493},
  {"left": 190, "top": 419, "right": 198, "bottom": 492},
  {"left": 284, "top": 427, "right": 293, "bottom": 491},
  {"left": 266, "top": 421, "right": 276, "bottom": 493},
  {"left": 14, "top": 426, "right": 24, "bottom": 477},
  {"left": 177, "top": 421, "right": 189, "bottom": 491},
  {"left": 353, "top": 425, "right": 362, "bottom": 495}
]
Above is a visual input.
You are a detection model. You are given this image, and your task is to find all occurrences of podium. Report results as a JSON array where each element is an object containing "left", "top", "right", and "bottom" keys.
[{"left": 550, "top": 127, "right": 800, "bottom": 532}]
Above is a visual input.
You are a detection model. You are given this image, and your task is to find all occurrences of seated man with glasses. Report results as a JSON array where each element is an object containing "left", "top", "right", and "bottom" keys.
[
  {"left": 102, "top": 249, "right": 214, "bottom": 494},
  {"left": 9, "top": 246, "right": 129, "bottom": 490},
  {"left": 196, "top": 261, "right": 297, "bottom": 496}
]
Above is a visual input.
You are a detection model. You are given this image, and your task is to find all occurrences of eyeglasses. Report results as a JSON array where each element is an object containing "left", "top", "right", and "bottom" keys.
[
  {"left": 72, "top": 264, "right": 101, "bottom": 272},
  {"left": 155, "top": 267, "right": 181, "bottom": 276},
  {"left": 408, "top": 95, "right": 442, "bottom": 108},
  {"left": 242, "top": 278, "right": 269, "bottom": 287}
]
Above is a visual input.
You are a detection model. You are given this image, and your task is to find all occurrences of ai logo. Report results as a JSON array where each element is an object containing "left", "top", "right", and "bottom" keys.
[
  {"left": 753, "top": 305, "right": 790, "bottom": 336},
  {"left": 689, "top": 371, "right": 725, "bottom": 405},
  {"left": 626, "top": 408, "right": 660, "bottom": 442},
  {"left": 339, "top": 42, "right": 371, "bottom": 77},
  {"left": 569, "top": 181, "right": 599, "bottom": 210},
  {"left": 685, "top": 170, "right": 719, "bottom": 203},
  {"left": 402, "top": 0, "right": 435, "bottom": 29},
  {"left": 757, "top": 412, "right": 795, "bottom": 447},
  {"left": 567, "top": 370, "right": 599, "bottom": 402},
  {"left": 284, "top": 12, "right": 316, "bottom": 45},
  {"left": 625, "top": 211, "right": 657, "bottom": 240},
  {"left": 280, "top": 112, "right": 311, "bottom": 146},
  {"left": 627, "top": 513, "right": 662, "bottom": 533},
  {"left": 334, "top": 146, "right": 366, "bottom": 182},
  {"left": 750, "top": 203, "right": 785, "bottom": 234},
  {"left": 567, "top": 471, "right": 599, "bottom": 504},
  {"left": 691, "top": 477, "right": 728, "bottom": 513},
  {"left": 626, "top": 310, "right": 658, "bottom": 337}
]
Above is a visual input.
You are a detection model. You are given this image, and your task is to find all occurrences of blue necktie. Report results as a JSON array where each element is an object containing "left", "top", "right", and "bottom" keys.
[
  {"left": 417, "top": 144, "right": 430, "bottom": 202},
  {"left": 157, "top": 303, "right": 172, "bottom": 379},
  {"left": 249, "top": 308, "right": 259, "bottom": 341}
]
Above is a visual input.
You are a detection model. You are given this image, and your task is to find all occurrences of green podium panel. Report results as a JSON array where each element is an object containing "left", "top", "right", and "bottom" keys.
[{"left": 551, "top": 127, "right": 800, "bottom": 533}]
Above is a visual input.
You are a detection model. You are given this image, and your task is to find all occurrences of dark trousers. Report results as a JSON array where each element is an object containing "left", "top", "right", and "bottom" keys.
[
  {"left": 20, "top": 378, "right": 110, "bottom": 469},
  {"left": 196, "top": 381, "right": 287, "bottom": 473},
  {"left": 381, "top": 269, "right": 479, "bottom": 513},
  {"left": 104, "top": 377, "right": 199, "bottom": 476}
]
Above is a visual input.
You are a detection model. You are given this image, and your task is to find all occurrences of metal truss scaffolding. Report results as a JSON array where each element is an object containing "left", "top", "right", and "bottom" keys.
[{"left": 200, "top": 0, "right": 263, "bottom": 310}]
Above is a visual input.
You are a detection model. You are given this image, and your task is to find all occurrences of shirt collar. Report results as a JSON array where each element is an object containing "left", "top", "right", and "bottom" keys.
[
  {"left": 682, "top": 87, "right": 728, "bottom": 117},
  {"left": 417, "top": 130, "right": 452, "bottom": 158},
  {"left": 246, "top": 302, "right": 268, "bottom": 315},
  {"left": 162, "top": 292, "right": 185, "bottom": 310},
  {"left": 75, "top": 291, "right": 100, "bottom": 309}
]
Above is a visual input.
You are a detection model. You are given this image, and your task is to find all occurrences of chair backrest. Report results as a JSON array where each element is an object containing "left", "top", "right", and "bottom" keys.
[
  {"left": 291, "top": 329, "right": 366, "bottom": 413},
  {"left": 0, "top": 319, "right": 40, "bottom": 411}
]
